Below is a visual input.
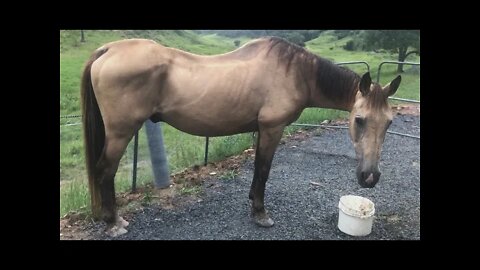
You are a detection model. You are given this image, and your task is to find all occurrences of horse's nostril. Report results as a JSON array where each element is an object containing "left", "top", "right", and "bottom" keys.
[{"left": 365, "top": 173, "right": 374, "bottom": 184}]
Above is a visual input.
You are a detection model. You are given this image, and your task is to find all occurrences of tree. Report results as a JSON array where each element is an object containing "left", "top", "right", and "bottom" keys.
[
  {"left": 234, "top": 40, "right": 240, "bottom": 47},
  {"left": 80, "top": 30, "right": 85, "bottom": 42},
  {"left": 281, "top": 32, "right": 306, "bottom": 47},
  {"left": 197, "top": 30, "right": 323, "bottom": 46},
  {"left": 363, "top": 30, "right": 419, "bottom": 72}
]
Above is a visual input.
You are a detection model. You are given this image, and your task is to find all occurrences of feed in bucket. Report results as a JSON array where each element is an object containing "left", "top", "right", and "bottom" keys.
[{"left": 337, "top": 195, "right": 375, "bottom": 236}]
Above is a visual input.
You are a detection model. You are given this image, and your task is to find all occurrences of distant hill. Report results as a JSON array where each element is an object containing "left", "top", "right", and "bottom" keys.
[{"left": 60, "top": 30, "right": 251, "bottom": 55}]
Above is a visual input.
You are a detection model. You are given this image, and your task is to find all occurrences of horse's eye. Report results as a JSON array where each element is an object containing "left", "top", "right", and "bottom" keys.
[{"left": 355, "top": 116, "right": 365, "bottom": 126}]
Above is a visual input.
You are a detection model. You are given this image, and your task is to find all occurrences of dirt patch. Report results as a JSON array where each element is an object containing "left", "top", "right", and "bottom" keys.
[
  {"left": 60, "top": 213, "right": 95, "bottom": 240},
  {"left": 392, "top": 104, "right": 420, "bottom": 116}
]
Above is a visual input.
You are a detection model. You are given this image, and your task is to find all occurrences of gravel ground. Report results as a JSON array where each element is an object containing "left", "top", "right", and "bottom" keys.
[{"left": 83, "top": 114, "right": 420, "bottom": 240}]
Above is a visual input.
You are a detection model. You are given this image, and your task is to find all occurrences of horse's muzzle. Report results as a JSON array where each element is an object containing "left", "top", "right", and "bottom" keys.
[{"left": 357, "top": 170, "right": 381, "bottom": 188}]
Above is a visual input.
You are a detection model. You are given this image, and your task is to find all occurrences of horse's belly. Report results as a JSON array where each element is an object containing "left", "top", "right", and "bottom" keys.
[
  {"left": 157, "top": 61, "right": 264, "bottom": 136},
  {"left": 160, "top": 109, "right": 258, "bottom": 137}
]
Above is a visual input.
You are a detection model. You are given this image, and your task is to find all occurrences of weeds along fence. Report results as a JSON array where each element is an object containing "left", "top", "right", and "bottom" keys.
[
  {"left": 60, "top": 115, "right": 252, "bottom": 191},
  {"left": 60, "top": 117, "right": 156, "bottom": 191},
  {"left": 60, "top": 60, "right": 419, "bottom": 191}
]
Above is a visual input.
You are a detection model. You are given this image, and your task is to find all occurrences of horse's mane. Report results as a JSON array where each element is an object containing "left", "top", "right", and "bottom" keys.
[
  {"left": 366, "top": 84, "right": 389, "bottom": 110},
  {"left": 265, "top": 36, "right": 360, "bottom": 103}
]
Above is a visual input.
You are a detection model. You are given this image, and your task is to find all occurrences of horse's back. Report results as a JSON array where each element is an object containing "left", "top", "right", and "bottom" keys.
[{"left": 87, "top": 37, "right": 304, "bottom": 137}]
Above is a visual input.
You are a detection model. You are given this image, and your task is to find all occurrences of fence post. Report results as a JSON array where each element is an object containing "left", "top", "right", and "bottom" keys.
[
  {"left": 204, "top": 137, "right": 209, "bottom": 166},
  {"left": 145, "top": 120, "right": 171, "bottom": 188}
]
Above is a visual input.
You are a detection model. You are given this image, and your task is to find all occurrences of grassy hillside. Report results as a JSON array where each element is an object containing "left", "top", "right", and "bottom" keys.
[
  {"left": 60, "top": 30, "right": 420, "bottom": 217},
  {"left": 306, "top": 31, "right": 420, "bottom": 99}
]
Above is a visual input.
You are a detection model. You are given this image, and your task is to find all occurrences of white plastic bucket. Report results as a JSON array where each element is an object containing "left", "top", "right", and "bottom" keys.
[{"left": 337, "top": 195, "right": 375, "bottom": 236}]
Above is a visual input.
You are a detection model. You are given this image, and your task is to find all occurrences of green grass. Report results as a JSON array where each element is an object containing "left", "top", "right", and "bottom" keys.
[
  {"left": 219, "top": 170, "right": 239, "bottom": 181},
  {"left": 285, "top": 108, "right": 349, "bottom": 134},
  {"left": 60, "top": 179, "right": 91, "bottom": 216},
  {"left": 60, "top": 30, "right": 420, "bottom": 217},
  {"left": 179, "top": 186, "right": 202, "bottom": 195}
]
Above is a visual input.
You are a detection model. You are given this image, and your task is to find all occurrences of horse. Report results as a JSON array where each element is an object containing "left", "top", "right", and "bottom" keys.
[{"left": 80, "top": 37, "right": 401, "bottom": 237}]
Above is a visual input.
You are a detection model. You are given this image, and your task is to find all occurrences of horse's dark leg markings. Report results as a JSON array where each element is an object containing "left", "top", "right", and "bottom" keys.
[
  {"left": 96, "top": 157, "right": 116, "bottom": 225},
  {"left": 250, "top": 125, "right": 284, "bottom": 227},
  {"left": 96, "top": 133, "right": 136, "bottom": 236},
  {"left": 249, "top": 132, "right": 261, "bottom": 200}
]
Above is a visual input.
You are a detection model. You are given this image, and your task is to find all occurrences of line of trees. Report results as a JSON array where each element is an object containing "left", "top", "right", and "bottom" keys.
[{"left": 194, "top": 30, "right": 324, "bottom": 47}]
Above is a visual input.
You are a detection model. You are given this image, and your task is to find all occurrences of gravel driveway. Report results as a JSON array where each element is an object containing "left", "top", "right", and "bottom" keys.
[{"left": 83, "top": 114, "right": 420, "bottom": 240}]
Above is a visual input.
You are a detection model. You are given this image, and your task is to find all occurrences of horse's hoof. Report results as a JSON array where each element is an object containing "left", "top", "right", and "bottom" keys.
[
  {"left": 116, "top": 216, "right": 129, "bottom": 227},
  {"left": 105, "top": 225, "right": 128, "bottom": 237},
  {"left": 252, "top": 212, "right": 275, "bottom": 227},
  {"left": 253, "top": 216, "right": 274, "bottom": 227}
]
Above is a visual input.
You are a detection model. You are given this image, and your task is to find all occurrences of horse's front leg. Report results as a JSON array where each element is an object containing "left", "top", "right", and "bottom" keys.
[{"left": 250, "top": 125, "right": 284, "bottom": 227}]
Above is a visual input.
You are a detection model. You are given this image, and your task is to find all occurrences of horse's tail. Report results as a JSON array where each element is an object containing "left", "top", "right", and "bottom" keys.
[{"left": 81, "top": 47, "right": 108, "bottom": 219}]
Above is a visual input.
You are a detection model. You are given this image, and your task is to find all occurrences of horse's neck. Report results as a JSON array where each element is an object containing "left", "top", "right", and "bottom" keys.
[
  {"left": 307, "top": 87, "right": 356, "bottom": 112},
  {"left": 307, "top": 58, "right": 360, "bottom": 112}
]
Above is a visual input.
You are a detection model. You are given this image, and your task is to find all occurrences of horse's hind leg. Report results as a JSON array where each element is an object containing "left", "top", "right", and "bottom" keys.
[
  {"left": 250, "top": 125, "right": 284, "bottom": 227},
  {"left": 96, "top": 131, "right": 136, "bottom": 237}
]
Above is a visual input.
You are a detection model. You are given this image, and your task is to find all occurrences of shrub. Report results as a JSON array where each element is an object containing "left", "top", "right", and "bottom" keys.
[{"left": 343, "top": 40, "right": 355, "bottom": 51}]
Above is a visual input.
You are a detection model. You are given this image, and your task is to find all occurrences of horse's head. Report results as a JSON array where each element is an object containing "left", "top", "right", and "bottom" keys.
[{"left": 349, "top": 72, "right": 401, "bottom": 188}]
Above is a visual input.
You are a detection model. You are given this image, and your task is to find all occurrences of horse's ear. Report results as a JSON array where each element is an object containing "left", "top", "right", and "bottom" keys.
[
  {"left": 359, "top": 72, "right": 371, "bottom": 96},
  {"left": 384, "top": 75, "right": 402, "bottom": 96}
]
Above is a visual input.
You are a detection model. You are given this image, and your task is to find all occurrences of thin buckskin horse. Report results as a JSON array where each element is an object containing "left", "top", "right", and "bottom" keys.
[{"left": 81, "top": 37, "right": 401, "bottom": 236}]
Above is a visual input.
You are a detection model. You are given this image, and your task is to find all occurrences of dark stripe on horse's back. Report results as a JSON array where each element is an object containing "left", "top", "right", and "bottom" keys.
[{"left": 265, "top": 37, "right": 360, "bottom": 103}]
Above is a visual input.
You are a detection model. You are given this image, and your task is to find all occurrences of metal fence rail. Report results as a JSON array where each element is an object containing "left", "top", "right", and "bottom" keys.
[
  {"left": 376, "top": 61, "right": 420, "bottom": 104},
  {"left": 60, "top": 114, "right": 82, "bottom": 127},
  {"left": 336, "top": 61, "right": 370, "bottom": 73},
  {"left": 290, "top": 123, "right": 420, "bottom": 139},
  {"left": 60, "top": 114, "right": 82, "bottom": 119}
]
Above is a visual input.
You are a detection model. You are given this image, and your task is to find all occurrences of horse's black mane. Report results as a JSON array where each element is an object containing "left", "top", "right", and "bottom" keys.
[{"left": 266, "top": 36, "right": 361, "bottom": 103}]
